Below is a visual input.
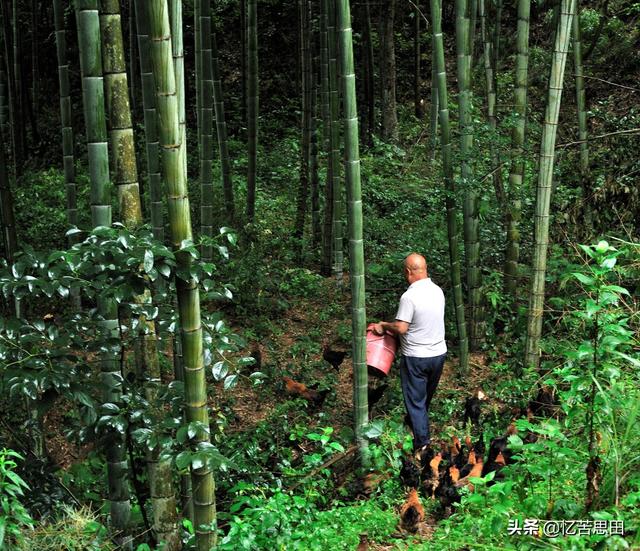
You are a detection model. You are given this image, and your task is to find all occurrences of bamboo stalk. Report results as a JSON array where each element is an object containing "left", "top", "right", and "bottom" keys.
[
  {"left": 430, "top": 0, "right": 469, "bottom": 374},
  {"left": 53, "top": 0, "right": 78, "bottom": 246},
  {"left": 134, "top": 0, "right": 163, "bottom": 242},
  {"left": 146, "top": 2, "right": 217, "bottom": 548},
  {"left": 320, "top": 0, "right": 333, "bottom": 275},
  {"left": 246, "top": 0, "right": 258, "bottom": 220},
  {"left": 457, "top": 0, "right": 483, "bottom": 350},
  {"left": 327, "top": 0, "right": 342, "bottom": 282},
  {"left": 525, "top": 0, "right": 575, "bottom": 370},
  {"left": 572, "top": 1, "right": 591, "bottom": 229},
  {"left": 479, "top": 0, "right": 503, "bottom": 205},
  {"left": 199, "top": 0, "right": 214, "bottom": 261},
  {"left": 504, "top": 0, "right": 531, "bottom": 296},
  {"left": 75, "top": 2, "right": 132, "bottom": 547},
  {"left": 336, "top": 0, "right": 369, "bottom": 464},
  {"left": 294, "top": 0, "right": 311, "bottom": 246},
  {"left": 211, "top": 19, "right": 235, "bottom": 218}
]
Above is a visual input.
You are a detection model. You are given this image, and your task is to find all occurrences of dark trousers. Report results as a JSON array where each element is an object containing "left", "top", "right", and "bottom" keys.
[{"left": 400, "top": 353, "right": 446, "bottom": 450}]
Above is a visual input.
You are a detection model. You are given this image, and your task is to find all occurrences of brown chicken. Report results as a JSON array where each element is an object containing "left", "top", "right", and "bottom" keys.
[
  {"left": 423, "top": 452, "right": 443, "bottom": 498},
  {"left": 282, "top": 377, "right": 330, "bottom": 407},
  {"left": 455, "top": 459, "right": 484, "bottom": 490},
  {"left": 400, "top": 488, "right": 424, "bottom": 533},
  {"left": 449, "top": 465, "right": 460, "bottom": 484}
]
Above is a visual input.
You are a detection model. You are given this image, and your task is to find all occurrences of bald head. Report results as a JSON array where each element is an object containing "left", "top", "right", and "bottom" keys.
[{"left": 404, "top": 253, "right": 428, "bottom": 283}]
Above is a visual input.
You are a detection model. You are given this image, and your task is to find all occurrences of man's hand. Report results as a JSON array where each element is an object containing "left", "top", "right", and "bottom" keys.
[{"left": 372, "top": 322, "right": 385, "bottom": 336}]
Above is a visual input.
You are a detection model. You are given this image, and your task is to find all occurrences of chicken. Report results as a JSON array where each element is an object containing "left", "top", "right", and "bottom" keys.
[
  {"left": 416, "top": 444, "right": 435, "bottom": 470},
  {"left": 400, "top": 456, "right": 421, "bottom": 489},
  {"left": 367, "top": 383, "right": 388, "bottom": 412},
  {"left": 528, "top": 386, "right": 558, "bottom": 418},
  {"left": 282, "top": 377, "right": 330, "bottom": 407},
  {"left": 400, "top": 488, "right": 424, "bottom": 533},
  {"left": 422, "top": 452, "right": 443, "bottom": 498},
  {"left": 483, "top": 450, "right": 507, "bottom": 481},
  {"left": 455, "top": 459, "right": 484, "bottom": 490},
  {"left": 473, "top": 432, "right": 486, "bottom": 457},
  {"left": 356, "top": 533, "right": 369, "bottom": 551},
  {"left": 322, "top": 345, "right": 347, "bottom": 370},
  {"left": 459, "top": 450, "right": 476, "bottom": 478},
  {"left": 463, "top": 389, "right": 486, "bottom": 426},
  {"left": 483, "top": 424, "right": 517, "bottom": 475},
  {"left": 449, "top": 465, "right": 460, "bottom": 484}
]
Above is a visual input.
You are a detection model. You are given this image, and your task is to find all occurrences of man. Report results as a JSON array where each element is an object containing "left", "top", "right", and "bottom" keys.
[{"left": 372, "top": 253, "right": 447, "bottom": 454}]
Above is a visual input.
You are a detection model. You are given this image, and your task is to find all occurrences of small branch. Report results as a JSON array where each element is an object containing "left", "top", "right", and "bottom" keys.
[
  {"left": 405, "top": 0, "right": 430, "bottom": 27},
  {"left": 575, "top": 74, "right": 640, "bottom": 93},
  {"left": 557, "top": 128, "right": 640, "bottom": 148}
]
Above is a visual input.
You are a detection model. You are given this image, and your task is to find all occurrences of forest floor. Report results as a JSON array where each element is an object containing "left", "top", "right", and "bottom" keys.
[{"left": 206, "top": 271, "right": 520, "bottom": 545}]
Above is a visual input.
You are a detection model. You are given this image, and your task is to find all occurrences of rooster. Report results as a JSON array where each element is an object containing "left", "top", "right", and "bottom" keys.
[
  {"left": 282, "top": 377, "right": 330, "bottom": 407},
  {"left": 400, "top": 488, "right": 424, "bottom": 533}
]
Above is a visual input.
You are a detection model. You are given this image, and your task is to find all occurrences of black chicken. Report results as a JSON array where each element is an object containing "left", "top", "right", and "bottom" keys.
[
  {"left": 367, "top": 383, "right": 389, "bottom": 412},
  {"left": 528, "top": 386, "right": 558, "bottom": 418},
  {"left": 482, "top": 425, "right": 517, "bottom": 476},
  {"left": 399, "top": 456, "right": 421, "bottom": 489},
  {"left": 463, "top": 390, "right": 486, "bottom": 426},
  {"left": 323, "top": 345, "right": 347, "bottom": 370}
]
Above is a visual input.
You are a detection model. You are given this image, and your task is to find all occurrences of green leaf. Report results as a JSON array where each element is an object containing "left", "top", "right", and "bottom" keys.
[
  {"left": 224, "top": 374, "right": 238, "bottom": 390},
  {"left": 176, "top": 451, "right": 192, "bottom": 470},
  {"left": 571, "top": 272, "right": 595, "bottom": 286},
  {"left": 143, "top": 250, "right": 154, "bottom": 273},
  {"left": 363, "top": 420, "right": 384, "bottom": 439},
  {"left": 212, "top": 361, "right": 228, "bottom": 381}
]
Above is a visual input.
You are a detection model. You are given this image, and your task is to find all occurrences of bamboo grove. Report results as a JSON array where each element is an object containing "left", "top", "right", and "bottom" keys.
[{"left": 0, "top": 0, "right": 613, "bottom": 547}]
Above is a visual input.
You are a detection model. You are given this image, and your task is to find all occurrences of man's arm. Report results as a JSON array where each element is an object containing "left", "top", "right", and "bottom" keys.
[{"left": 372, "top": 320, "right": 409, "bottom": 336}]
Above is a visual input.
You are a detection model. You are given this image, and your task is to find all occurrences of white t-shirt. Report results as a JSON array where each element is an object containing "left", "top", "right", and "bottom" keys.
[{"left": 395, "top": 277, "right": 447, "bottom": 358}]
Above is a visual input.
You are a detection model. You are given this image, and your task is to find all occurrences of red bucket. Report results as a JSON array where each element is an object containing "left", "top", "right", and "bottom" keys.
[{"left": 366, "top": 324, "right": 397, "bottom": 376}]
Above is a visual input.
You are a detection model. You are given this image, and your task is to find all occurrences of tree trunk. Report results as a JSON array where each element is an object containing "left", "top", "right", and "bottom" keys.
[
  {"left": 146, "top": 2, "right": 218, "bottom": 548},
  {"left": 320, "top": 0, "right": 333, "bottom": 275},
  {"left": 414, "top": 2, "right": 422, "bottom": 119},
  {"left": 169, "top": 0, "right": 186, "bottom": 181},
  {"left": 199, "top": 0, "right": 214, "bottom": 261},
  {"left": 310, "top": 37, "right": 321, "bottom": 249},
  {"left": 380, "top": 0, "right": 397, "bottom": 141},
  {"left": 53, "top": 0, "right": 78, "bottom": 246},
  {"left": 430, "top": 0, "right": 469, "bottom": 374},
  {"left": 504, "top": 0, "right": 531, "bottom": 296},
  {"left": 524, "top": 0, "right": 575, "bottom": 371},
  {"left": 246, "top": 0, "right": 258, "bottom": 220},
  {"left": 100, "top": 1, "right": 180, "bottom": 547},
  {"left": 336, "top": 0, "right": 369, "bottom": 465},
  {"left": 211, "top": 26, "right": 235, "bottom": 219},
  {"left": 457, "top": 0, "right": 483, "bottom": 350},
  {"left": 429, "top": 25, "right": 438, "bottom": 159},
  {"left": 75, "top": 2, "right": 132, "bottom": 547},
  {"left": 479, "top": 0, "right": 503, "bottom": 205},
  {"left": 134, "top": 0, "right": 163, "bottom": 243},
  {"left": 294, "top": 0, "right": 311, "bottom": 246},
  {"left": 572, "top": 2, "right": 591, "bottom": 227}
]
